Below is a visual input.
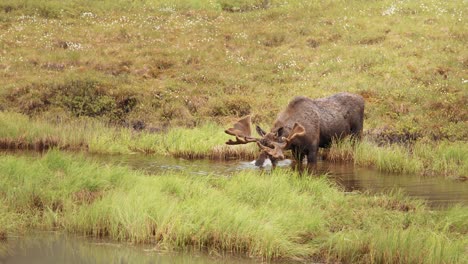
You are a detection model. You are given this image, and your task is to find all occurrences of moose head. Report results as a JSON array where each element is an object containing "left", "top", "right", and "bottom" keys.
[{"left": 225, "top": 115, "right": 305, "bottom": 167}]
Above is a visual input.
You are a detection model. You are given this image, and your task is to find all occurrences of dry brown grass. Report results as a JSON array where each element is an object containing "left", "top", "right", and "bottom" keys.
[{"left": 0, "top": 136, "right": 60, "bottom": 151}]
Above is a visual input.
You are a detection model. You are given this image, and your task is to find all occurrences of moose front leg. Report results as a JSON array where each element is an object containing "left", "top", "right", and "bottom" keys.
[
  {"left": 270, "top": 157, "right": 279, "bottom": 168},
  {"left": 291, "top": 147, "right": 305, "bottom": 169},
  {"left": 306, "top": 145, "right": 319, "bottom": 164}
]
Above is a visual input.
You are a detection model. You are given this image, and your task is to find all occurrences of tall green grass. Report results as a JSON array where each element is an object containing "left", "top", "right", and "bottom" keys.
[
  {"left": 354, "top": 140, "right": 423, "bottom": 174},
  {"left": 0, "top": 112, "right": 255, "bottom": 159},
  {"left": 413, "top": 141, "right": 468, "bottom": 177},
  {"left": 162, "top": 123, "right": 257, "bottom": 159},
  {"left": 0, "top": 204, "right": 25, "bottom": 241},
  {"left": 0, "top": 151, "right": 466, "bottom": 262},
  {"left": 328, "top": 137, "right": 467, "bottom": 178},
  {"left": 326, "top": 228, "right": 466, "bottom": 264}
]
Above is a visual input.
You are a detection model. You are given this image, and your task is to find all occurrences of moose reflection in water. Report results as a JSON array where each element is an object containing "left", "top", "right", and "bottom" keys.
[{"left": 225, "top": 92, "right": 365, "bottom": 168}]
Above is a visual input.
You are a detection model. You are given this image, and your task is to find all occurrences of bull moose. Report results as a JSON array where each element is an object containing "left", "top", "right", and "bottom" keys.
[{"left": 225, "top": 92, "right": 364, "bottom": 167}]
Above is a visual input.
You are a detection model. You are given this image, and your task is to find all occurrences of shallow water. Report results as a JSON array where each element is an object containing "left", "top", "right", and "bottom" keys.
[
  {"left": 0, "top": 232, "right": 256, "bottom": 264},
  {"left": 2, "top": 150, "right": 467, "bottom": 207},
  {"left": 91, "top": 154, "right": 468, "bottom": 208}
]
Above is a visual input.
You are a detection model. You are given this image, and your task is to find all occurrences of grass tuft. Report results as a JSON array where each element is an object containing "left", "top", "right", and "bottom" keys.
[{"left": 326, "top": 137, "right": 467, "bottom": 178}]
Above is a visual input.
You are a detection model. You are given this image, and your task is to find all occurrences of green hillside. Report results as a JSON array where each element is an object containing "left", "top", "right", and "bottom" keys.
[{"left": 0, "top": 0, "right": 466, "bottom": 140}]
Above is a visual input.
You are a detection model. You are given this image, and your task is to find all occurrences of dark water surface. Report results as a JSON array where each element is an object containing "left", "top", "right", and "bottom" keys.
[
  {"left": 0, "top": 232, "right": 255, "bottom": 264},
  {"left": 92, "top": 154, "right": 468, "bottom": 208}
]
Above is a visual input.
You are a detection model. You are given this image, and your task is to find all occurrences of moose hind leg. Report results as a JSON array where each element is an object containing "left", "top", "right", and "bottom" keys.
[{"left": 350, "top": 118, "right": 364, "bottom": 140}]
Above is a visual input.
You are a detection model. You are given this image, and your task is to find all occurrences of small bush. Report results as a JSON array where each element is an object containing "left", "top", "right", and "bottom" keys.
[
  {"left": 160, "top": 102, "right": 194, "bottom": 126},
  {"left": 6, "top": 76, "right": 139, "bottom": 122},
  {"left": 58, "top": 79, "right": 116, "bottom": 117}
]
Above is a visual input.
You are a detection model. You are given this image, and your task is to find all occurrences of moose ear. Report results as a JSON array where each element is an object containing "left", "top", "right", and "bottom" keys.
[
  {"left": 256, "top": 125, "right": 267, "bottom": 137},
  {"left": 282, "top": 123, "right": 305, "bottom": 145}
]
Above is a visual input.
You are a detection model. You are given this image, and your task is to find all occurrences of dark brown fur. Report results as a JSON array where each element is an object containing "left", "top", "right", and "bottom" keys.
[{"left": 256, "top": 92, "right": 364, "bottom": 166}]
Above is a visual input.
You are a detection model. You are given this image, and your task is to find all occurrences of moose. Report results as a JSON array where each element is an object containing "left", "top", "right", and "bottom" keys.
[{"left": 225, "top": 92, "right": 365, "bottom": 167}]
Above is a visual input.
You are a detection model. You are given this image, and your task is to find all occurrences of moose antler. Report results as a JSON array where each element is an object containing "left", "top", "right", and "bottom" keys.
[
  {"left": 257, "top": 122, "right": 306, "bottom": 159},
  {"left": 225, "top": 115, "right": 260, "bottom": 145},
  {"left": 226, "top": 136, "right": 258, "bottom": 145},
  {"left": 257, "top": 141, "right": 287, "bottom": 159}
]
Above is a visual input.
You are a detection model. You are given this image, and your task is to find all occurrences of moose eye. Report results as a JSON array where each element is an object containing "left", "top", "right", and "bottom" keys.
[{"left": 276, "top": 127, "right": 284, "bottom": 137}]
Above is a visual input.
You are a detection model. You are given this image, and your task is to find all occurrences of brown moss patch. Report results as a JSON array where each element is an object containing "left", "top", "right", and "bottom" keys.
[{"left": 359, "top": 35, "right": 386, "bottom": 45}]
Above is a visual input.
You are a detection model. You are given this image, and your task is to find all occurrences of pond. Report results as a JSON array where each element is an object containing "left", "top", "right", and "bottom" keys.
[
  {"left": 0, "top": 232, "right": 256, "bottom": 264},
  {"left": 92, "top": 154, "right": 468, "bottom": 208}
]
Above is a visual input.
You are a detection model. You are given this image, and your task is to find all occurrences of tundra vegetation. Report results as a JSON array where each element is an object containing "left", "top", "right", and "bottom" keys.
[
  {"left": 0, "top": 0, "right": 467, "bottom": 262},
  {"left": 0, "top": 0, "right": 466, "bottom": 177}
]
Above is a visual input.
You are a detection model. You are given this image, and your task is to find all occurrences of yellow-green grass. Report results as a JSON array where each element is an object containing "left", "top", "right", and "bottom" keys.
[
  {"left": 0, "top": 0, "right": 466, "bottom": 141},
  {"left": 0, "top": 151, "right": 466, "bottom": 262},
  {"left": 0, "top": 201, "right": 27, "bottom": 243},
  {"left": 326, "top": 227, "right": 466, "bottom": 264},
  {"left": 327, "top": 138, "right": 467, "bottom": 178},
  {"left": 0, "top": 111, "right": 256, "bottom": 158}
]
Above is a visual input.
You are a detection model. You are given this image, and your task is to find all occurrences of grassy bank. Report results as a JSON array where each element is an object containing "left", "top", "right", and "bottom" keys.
[
  {"left": 0, "top": 111, "right": 256, "bottom": 158},
  {"left": 327, "top": 137, "right": 467, "bottom": 178},
  {"left": 0, "top": 151, "right": 466, "bottom": 262},
  {"left": 1, "top": 111, "right": 466, "bottom": 178}
]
